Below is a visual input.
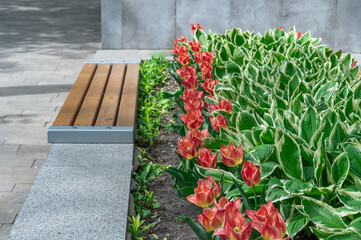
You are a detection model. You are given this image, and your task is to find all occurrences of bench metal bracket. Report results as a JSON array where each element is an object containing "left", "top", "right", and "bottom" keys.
[{"left": 48, "top": 126, "right": 134, "bottom": 143}]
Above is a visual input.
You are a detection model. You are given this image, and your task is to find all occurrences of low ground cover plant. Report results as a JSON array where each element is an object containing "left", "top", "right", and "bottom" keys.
[
  {"left": 168, "top": 25, "right": 361, "bottom": 239},
  {"left": 129, "top": 57, "right": 172, "bottom": 240}
]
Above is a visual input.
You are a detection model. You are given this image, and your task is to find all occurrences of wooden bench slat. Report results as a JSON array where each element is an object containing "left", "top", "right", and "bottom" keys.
[
  {"left": 95, "top": 64, "right": 126, "bottom": 126},
  {"left": 74, "top": 64, "right": 111, "bottom": 126},
  {"left": 52, "top": 64, "right": 97, "bottom": 126},
  {"left": 116, "top": 64, "right": 140, "bottom": 127}
]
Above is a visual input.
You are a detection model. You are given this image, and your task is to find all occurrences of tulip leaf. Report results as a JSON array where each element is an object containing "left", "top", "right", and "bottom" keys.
[
  {"left": 167, "top": 167, "right": 198, "bottom": 187},
  {"left": 196, "top": 166, "right": 239, "bottom": 184},
  {"left": 179, "top": 216, "right": 212, "bottom": 240},
  {"left": 332, "top": 153, "right": 349, "bottom": 188},
  {"left": 202, "top": 138, "right": 230, "bottom": 150},
  {"left": 343, "top": 143, "right": 361, "bottom": 178},
  {"left": 301, "top": 197, "right": 347, "bottom": 229},
  {"left": 336, "top": 189, "right": 361, "bottom": 211},
  {"left": 286, "top": 213, "right": 309, "bottom": 238},
  {"left": 275, "top": 132, "right": 304, "bottom": 180},
  {"left": 232, "top": 178, "right": 254, "bottom": 210}
]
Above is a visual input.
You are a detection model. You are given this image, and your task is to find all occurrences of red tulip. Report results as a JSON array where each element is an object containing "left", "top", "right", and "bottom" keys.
[
  {"left": 201, "top": 51, "right": 215, "bottom": 65},
  {"left": 175, "top": 55, "right": 190, "bottom": 66},
  {"left": 352, "top": 60, "right": 357, "bottom": 68},
  {"left": 214, "top": 198, "right": 252, "bottom": 240},
  {"left": 199, "top": 197, "right": 230, "bottom": 232},
  {"left": 175, "top": 134, "right": 198, "bottom": 160},
  {"left": 174, "top": 45, "right": 188, "bottom": 57},
  {"left": 200, "top": 78, "right": 219, "bottom": 96},
  {"left": 176, "top": 65, "right": 198, "bottom": 89},
  {"left": 175, "top": 35, "right": 188, "bottom": 44},
  {"left": 220, "top": 142, "right": 243, "bottom": 167},
  {"left": 200, "top": 62, "right": 213, "bottom": 79},
  {"left": 246, "top": 201, "right": 288, "bottom": 240},
  {"left": 176, "top": 65, "right": 196, "bottom": 79},
  {"left": 194, "top": 51, "right": 202, "bottom": 63},
  {"left": 210, "top": 114, "right": 228, "bottom": 132},
  {"left": 180, "top": 88, "right": 203, "bottom": 111},
  {"left": 197, "top": 147, "right": 218, "bottom": 168},
  {"left": 186, "top": 175, "right": 221, "bottom": 207},
  {"left": 208, "top": 99, "right": 233, "bottom": 113},
  {"left": 241, "top": 161, "right": 261, "bottom": 187},
  {"left": 180, "top": 110, "right": 203, "bottom": 129},
  {"left": 189, "top": 40, "right": 201, "bottom": 52},
  {"left": 187, "top": 129, "right": 209, "bottom": 147},
  {"left": 296, "top": 32, "right": 303, "bottom": 39},
  {"left": 191, "top": 23, "right": 204, "bottom": 33}
]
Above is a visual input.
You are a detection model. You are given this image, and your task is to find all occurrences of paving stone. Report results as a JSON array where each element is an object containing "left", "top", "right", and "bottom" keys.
[
  {"left": 32, "top": 159, "right": 45, "bottom": 169},
  {"left": 12, "top": 184, "right": 32, "bottom": 193},
  {"left": 18, "top": 144, "right": 51, "bottom": 153},
  {"left": 0, "top": 167, "right": 40, "bottom": 176},
  {"left": 0, "top": 175, "right": 37, "bottom": 184},
  {"left": 0, "top": 224, "right": 13, "bottom": 240},
  {"left": 0, "top": 145, "right": 20, "bottom": 152},
  {"left": 0, "top": 192, "right": 29, "bottom": 203},
  {"left": 0, "top": 184, "right": 15, "bottom": 192}
]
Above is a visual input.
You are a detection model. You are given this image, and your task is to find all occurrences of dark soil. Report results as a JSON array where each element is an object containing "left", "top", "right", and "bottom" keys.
[{"left": 134, "top": 76, "right": 199, "bottom": 240}]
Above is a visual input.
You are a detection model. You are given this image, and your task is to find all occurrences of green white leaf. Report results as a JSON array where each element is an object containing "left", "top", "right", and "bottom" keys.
[
  {"left": 332, "top": 153, "right": 349, "bottom": 188},
  {"left": 286, "top": 213, "right": 309, "bottom": 237},
  {"left": 275, "top": 132, "right": 304, "bottom": 180},
  {"left": 301, "top": 197, "right": 347, "bottom": 229},
  {"left": 336, "top": 189, "right": 361, "bottom": 211}
]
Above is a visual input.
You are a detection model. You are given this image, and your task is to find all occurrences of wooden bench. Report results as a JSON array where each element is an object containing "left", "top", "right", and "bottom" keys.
[{"left": 48, "top": 63, "right": 140, "bottom": 143}]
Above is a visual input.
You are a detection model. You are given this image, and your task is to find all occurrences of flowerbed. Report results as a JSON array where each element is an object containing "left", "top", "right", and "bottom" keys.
[{"left": 168, "top": 25, "right": 361, "bottom": 239}]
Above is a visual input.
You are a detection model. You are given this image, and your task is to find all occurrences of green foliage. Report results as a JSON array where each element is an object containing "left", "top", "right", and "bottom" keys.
[
  {"left": 132, "top": 150, "right": 169, "bottom": 218},
  {"left": 202, "top": 27, "right": 361, "bottom": 238},
  {"left": 128, "top": 214, "right": 156, "bottom": 240},
  {"left": 138, "top": 56, "right": 173, "bottom": 147}
]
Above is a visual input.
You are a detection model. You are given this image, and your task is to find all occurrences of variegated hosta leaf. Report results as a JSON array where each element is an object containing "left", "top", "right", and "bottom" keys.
[{"left": 301, "top": 197, "right": 347, "bottom": 229}]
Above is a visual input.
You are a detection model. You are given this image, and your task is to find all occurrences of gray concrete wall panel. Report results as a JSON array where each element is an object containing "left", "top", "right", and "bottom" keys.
[
  {"left": 122, "top": 0, "right": 175, "bottom": 49},
  {"left": 283, "top": 0, "right": 337, "bottom": 49},
  {"left": 334, "top": 0, "right": 361, "bottom": 53},
  {"left": 230, "top": 0, "right": 283, "bottom": 35}
]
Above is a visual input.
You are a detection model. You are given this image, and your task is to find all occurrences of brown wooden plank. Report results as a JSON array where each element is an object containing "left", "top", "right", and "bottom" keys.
[
  {"left": 52, "top": 64, "right": 96, "bottom": 126},
  {"left": 95, "top": 64, "right": 126, "bottom": 126},
  {"left": 116, "top": 64, "right": 140, "bottom": 127},
  {"left": 74, "top": 64, "right": 111, "bottom": 126}
]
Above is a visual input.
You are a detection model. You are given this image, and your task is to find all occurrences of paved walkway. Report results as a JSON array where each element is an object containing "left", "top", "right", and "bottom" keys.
[{"left": 0, "top": 1, "right": 100, "bottom": 239}]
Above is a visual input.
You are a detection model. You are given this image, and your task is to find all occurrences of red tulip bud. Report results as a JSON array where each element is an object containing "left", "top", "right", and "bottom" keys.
[
  {"left": 180, "top": 110, "right": 203, "bottom": 129},
  {"left": 241, "top": 161, "right": 261, "bottom": 187},
  {"left": 210, "top": 115, "right": 228, "bottom": 132},
  {"left": 186, "top": 176, "right": 220, "bottom": 207},
  {"left": 197, "top": 147, "right": 218, "bottom": 168},
  {"left": 220, "top": 142, "right": 243, "bottom": 167},
  {"left": 191, "top": 23, "right": 204, "bottom": 33}
]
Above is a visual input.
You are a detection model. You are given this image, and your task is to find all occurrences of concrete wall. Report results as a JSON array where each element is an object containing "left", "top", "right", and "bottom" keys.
[{"left": 101, "top": 0, "right": 361, "bottom": 53}]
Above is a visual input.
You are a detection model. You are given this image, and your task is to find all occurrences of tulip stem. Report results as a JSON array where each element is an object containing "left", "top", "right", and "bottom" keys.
[
  {"left": 253, "top": 185, "right": 258, "bottom": 207},
  {"left": 186, "top": 159, "right": 191, "bottom": 170}
]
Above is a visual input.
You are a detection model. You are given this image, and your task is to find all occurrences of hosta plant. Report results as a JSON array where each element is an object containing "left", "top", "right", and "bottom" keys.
[{"left": 167, "top": 25, "right": 361, "bottom": 239}]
